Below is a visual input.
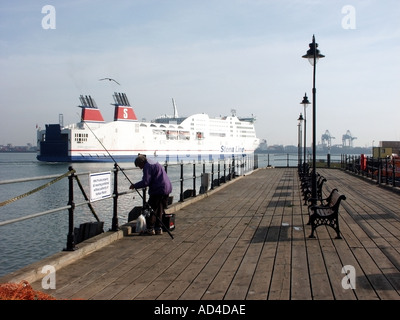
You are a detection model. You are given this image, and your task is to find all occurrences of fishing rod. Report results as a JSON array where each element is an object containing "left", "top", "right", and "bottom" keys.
[
  {"left": 80, "top": 116, "right": 174, "bottom": 239},
  {"left": 78, "top": 114, "right": 133, "bottom": 185}
]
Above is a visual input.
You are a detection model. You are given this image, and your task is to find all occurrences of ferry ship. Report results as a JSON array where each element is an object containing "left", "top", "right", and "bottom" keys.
[{"left": 36, "top": 92, "right": 260, "bottom": 163}]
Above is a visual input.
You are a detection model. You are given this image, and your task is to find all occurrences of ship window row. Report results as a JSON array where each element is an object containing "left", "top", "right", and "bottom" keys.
[
  {"left": 237, "top": 130, "right": 255, "bottom": 134},
  {"left": 152, "top": 129, "right": 190, "bottom": 140},
  {"left": 238, "top": 134, "right": 256, "bottom": 138},
  {"left": 210, "top": 132, "right": 226, "bottom": 137},
  {"left": 75, "top": 133, "right": 88, "bottom": 143},
  {"left": 237, "top": 125, "right": 254, "bottom": 129},
  {"left": 147, "top": 123, "right": 185, "bottom": 129}
]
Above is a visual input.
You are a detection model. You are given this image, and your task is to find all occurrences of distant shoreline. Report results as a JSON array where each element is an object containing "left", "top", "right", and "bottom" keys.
[
  {"left": 0, "top": 151, "right": 36, "bottom": 153},
  {"left": 255, "top": 149, "right": 371, "bottom": 156}
]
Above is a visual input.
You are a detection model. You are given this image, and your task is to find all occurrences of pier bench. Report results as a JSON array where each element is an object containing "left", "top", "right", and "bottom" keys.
[
  {"left": 300, "top": 172, "right": 315, "bottom": 198},
  {"left": 311, "top": 187, "right": 338, "bottom": 207},
  {"left": 307, "top": 188, "right": 338, "bottom": 222},
  {"left": 308, "top": 189, "right": 346, "bottom": 239},
  {"left": 298, "top": 163, "right": 310, "bottom": 180},
  {"left": 302, "top": 174, "right": 326, "bottom": 205}
]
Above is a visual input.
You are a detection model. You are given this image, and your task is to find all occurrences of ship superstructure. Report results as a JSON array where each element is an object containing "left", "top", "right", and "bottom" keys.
[{"left": 36, "top": 93, "right": 259, "bottom": 163}]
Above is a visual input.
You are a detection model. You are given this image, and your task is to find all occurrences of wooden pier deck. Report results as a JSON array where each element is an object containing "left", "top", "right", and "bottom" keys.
[{"left": 22, "top": 168, "right": 400, "bottom": 301}]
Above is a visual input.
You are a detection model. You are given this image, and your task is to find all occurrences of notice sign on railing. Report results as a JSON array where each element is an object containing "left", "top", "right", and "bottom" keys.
[{"left": 89, "top": 171, "right": 111, "bottom": 202}]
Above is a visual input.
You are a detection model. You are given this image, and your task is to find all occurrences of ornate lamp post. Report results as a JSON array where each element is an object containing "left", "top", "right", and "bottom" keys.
[
  {"left": 300, "top": 93, "right": 310, "bottom": 173},
  {"left": 298, "top": 113, "right": 304, "bottom": 169},
  {"left": 302, "top": 35, "right": 324, "bottom": 205}
]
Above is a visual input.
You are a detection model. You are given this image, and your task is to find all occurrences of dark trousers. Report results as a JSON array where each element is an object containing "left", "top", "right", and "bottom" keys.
[{"left": 146, "top": 194, "right": 169, "bottom": 230}]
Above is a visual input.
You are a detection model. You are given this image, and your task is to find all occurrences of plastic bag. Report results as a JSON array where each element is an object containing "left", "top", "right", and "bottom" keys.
[{"left": 136, "top": 214, "right": 147, "bottom": 233}]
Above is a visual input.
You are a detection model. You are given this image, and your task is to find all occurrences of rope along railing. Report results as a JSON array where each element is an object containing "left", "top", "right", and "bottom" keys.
[
  {"left": 0, "top": 168, "right": 105, "bottom": 228},
  {"left": 0, "top": 169, "right": 75, "bottom": 208}
]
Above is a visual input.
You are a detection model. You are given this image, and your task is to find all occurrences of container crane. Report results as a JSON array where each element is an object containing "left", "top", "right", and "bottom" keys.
[
  {"left": 321, "top": 130, "right": 335, "bottom": 149},
  {"left": 342, "top": 130, "right": 357, "bottom": 147}
]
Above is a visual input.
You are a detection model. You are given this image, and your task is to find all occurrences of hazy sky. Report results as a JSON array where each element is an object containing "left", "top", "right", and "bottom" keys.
[{"left": 0, "top": 0, "right": 399, "bottom": 148}]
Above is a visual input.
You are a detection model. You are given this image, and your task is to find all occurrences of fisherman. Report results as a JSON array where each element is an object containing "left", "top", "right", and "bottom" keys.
[{"left": 130, "top": 154, "right": 172, "bottom": 235}]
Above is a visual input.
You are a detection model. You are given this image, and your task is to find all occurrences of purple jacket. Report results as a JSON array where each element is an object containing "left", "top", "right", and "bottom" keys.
[{"left": 134, "top": 160, "right": 172, "bottom": 195}]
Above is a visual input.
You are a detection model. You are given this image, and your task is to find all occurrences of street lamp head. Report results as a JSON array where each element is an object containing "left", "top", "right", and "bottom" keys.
[
  {"left": 302, "top": 35, "right": 325, "bottom": 66},
  {"left": 300, "top": 93, "right": 310, "bottom": 106},
  {"left": 298, "top": 113, "right": 304, "bottom": 121}
]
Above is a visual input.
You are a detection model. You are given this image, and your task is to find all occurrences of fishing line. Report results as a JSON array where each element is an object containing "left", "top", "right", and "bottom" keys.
[
  {"left": 78, "top": 114, "right": 134, "bottom": 186},
  {"left": 80, "top": 116, "right": 174, "bottom": 239}
]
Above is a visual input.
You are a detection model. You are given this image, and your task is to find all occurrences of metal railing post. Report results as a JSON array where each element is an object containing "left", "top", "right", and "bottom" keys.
[
  {"left": 385, "top": 157, "right": 389, "bottom": 185},
  {"left": 111, "top": 163, "right": 119, "bottom": 231},
  {"left": 211, "top": 162, "right": 215, "bottom": 190},
  {"left": 223, "top": 161, "right": 226, "bottom": 183},
  {"left": 230, "top": 158, "right": 234, "bottom": 179},
  {"left": 65, "top": 166, "right": 75, "bottom": 251},
  {"left": 217, "top": 161, "right": 220, "bottom": 186},
  {"left": 193, "top": 161, "right": 196, "bottom": 197},
  {"left": 180, "top": 161, "right": 184, "bottom": 202},
  {"left": 378, "top": 158, "right": 382, "bottom": 184}
]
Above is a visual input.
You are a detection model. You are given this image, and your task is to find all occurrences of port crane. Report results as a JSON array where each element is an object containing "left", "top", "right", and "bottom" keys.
[
  {"left": 321, "top": 130, "right": 335, "bottom": 149},
  {"left": 342, "top": 130, "right": 357, "bottom": 147}
]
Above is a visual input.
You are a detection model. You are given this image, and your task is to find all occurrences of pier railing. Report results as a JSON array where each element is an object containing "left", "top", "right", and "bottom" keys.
[
  {"left": 342, "top": 154, "right": 400, "bottom": 188},
  {"left": 0, "top": 154, "right": 257, "bottom": 252},
  {"left": 259, "top": 152, "right": 342, "bottom": 168}
]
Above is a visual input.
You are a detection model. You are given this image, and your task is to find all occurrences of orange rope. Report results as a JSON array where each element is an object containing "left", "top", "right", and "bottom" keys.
[{"left": 0, "top": 280, "right": 56, "bottom": 300}]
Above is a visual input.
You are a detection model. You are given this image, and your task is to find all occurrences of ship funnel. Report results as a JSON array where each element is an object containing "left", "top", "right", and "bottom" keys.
[
  {"left": 112, "top": 92, "right": 138, "bottom": 121},
  {"left": 78, "top": 95, "right": 104, "bottom": 122}
]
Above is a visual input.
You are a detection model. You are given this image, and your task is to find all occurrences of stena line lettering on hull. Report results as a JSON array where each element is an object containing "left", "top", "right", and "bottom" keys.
[
  {"left": 220, "top": 146, "right": 245, "bottom": 153},
  {"left": 36, "top": 93, "right": 260, "bottom": 163}
]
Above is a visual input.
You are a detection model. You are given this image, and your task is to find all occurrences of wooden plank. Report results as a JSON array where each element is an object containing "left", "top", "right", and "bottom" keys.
[
  {"left": 268, "top": 171, "right": 295, "bottom": 300},
  {"left": 241, "top": 205, "right": 276, "bottom": 299},
  {"left": 178, "top": 213, "right": 254, "bottom": 300},
  {"left": 85, "top": 237, "right": 181, "bottom": 300},
  {"left": 290, "top": 205, "right": 312, "bottom": 299},
  {"left": 145, "top": 217, "right": 246, "bottom": 299},
  {"left": 156, "top": 199, "right": 254, "bottom": 300},
  {"left": 223, "top": 229, "right": 265, "bottom": 299},
  {"left": 306, "top": 235, "right": 334, "bottom": 300},
  {"left": 318, "top": 231, "right": 356, "bottom": 300},
  {"left": 112, "top": 207, "right": 243, "bottom": 300}
]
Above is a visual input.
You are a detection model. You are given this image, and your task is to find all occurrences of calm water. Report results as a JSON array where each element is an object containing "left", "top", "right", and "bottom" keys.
[{"left": 0, "top": 152, "right": 343, "bottom": 278}]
